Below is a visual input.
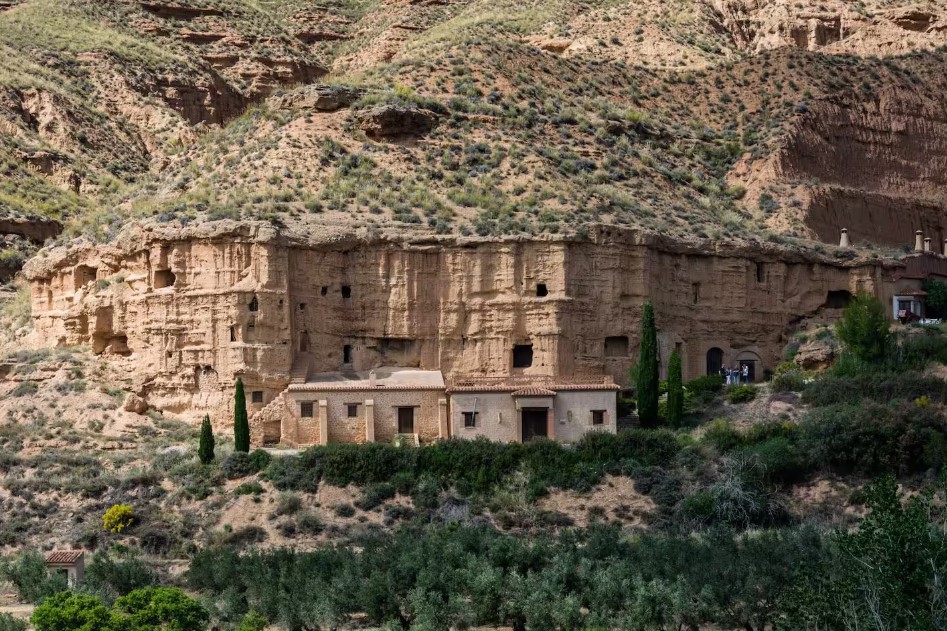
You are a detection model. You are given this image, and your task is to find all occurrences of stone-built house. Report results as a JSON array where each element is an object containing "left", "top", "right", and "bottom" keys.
[
  {"left": 45, "top": 550, "right": 84, "bottom": 587},
  {"left": 252, "top": 368, "right": 618, "bottom": 447}
]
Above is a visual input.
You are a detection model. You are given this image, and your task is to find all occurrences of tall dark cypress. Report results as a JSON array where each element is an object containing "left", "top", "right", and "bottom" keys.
[
  {"left": 198, "top": 414, "right": 215, "bottom": 464},
  {"left": 234, "top": 377, "right": 250, "bottom": 453},
  {"left": 636, "top": 301, "right": 660, "bottom": 428},
  {"left": 667, "top": 348, "right": 684, "bottom": 428}
]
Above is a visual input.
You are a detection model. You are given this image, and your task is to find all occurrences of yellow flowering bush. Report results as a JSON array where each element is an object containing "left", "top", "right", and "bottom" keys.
[{"left": 102, "top": 504, "right": 134, "bottom": 533}]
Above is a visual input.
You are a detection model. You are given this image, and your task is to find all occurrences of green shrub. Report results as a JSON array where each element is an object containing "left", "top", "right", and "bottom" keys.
[
  {"left": 738, "top": 437, "right": 810, "bottom": 486},
  {"left": 355, "top": 483, "right": 396, "bottom": 511},
  {"left": 222, "top": 452, "right": 254, "bottom": 479},
  {"left": 0, "top": 613, "right": 27, "bottom": 631},
  {"left": 82, "top": 549, "right": 156, "bottom": 605},
  {"left": 30, "top": 592, "right": 118, "bottom": 631},
  {"left": 799, "top": 402, "right": 947, "bottom": 475},
  {"left": 0, "top": 550, "right": 67, "bottom": 603},
  {"left": 770, "top": 362, "right": 806, "bottom": 392},
  {"left": 685, "top": 374, "right": 724, "bottom": 397},
  {"left": 114, "top": 587, "right": 209, "bottom": 631},
  {"left": 726, "top": 384, "right": 756, "bottom": 403},
  {"left": 836, "top": 292, "right": 889, "bottom": 363},
  {"left": 234, "top": 482, "right": 264, "bottom": 496},
  {"left": 236, "top": 611, "right": 268, "bottom": 631},
  {"left": 703, "top": 419, "right": 744, "bottom": 453},
  {"left": 10, "top": 381, "right": 38, "bottom": 397},
  {"left": 803, "top": 373, "right": 946, "bottom": 407},
  {"left": 248, "top": 449, "right": 271, "bottom": 471}
]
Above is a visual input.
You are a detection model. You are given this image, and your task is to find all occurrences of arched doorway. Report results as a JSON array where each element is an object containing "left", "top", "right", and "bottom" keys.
[
  {"left": 735, "top": 350, "right": 763, "bottom": 383},
  {"left": 706, "top": 347, "right": 724, "bottom": 376}
]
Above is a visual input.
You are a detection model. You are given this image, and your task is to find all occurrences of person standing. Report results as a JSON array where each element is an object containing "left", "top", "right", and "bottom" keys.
[{"left": 742, "top": 364, "right": 750, "bottom": 384}]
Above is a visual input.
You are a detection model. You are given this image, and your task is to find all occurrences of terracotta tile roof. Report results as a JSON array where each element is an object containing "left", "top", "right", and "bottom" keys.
[
  {"left": 45, "top": 550, "right": 83, "bottom": 564},
  {"left": 447, "top": 382, "right": 620, "bottom": 393},
  {"left": 288, "top": 384, "right": 443, "bottom": 392},
  {"left": 511, "top": 386, "right": 557, "bottom": 397}
]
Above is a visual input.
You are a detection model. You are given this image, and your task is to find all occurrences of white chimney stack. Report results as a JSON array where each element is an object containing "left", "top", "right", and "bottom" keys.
[
  {"left": 368, "top": 370, "right": 376, "bottom": 387},
  {"left": 915, "top": 230, "right": 924, "bottom": 252},
  {"left": 839, "top": 228, "right": 850, "bottom": 248},
  {"left": 924, "top": 237, "right": 932, "bottom": 252}
]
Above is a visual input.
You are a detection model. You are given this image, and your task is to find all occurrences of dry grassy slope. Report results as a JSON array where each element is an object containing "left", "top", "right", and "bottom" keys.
[{"left": 0, "top": 0, "right": 942, "bottom": 256}]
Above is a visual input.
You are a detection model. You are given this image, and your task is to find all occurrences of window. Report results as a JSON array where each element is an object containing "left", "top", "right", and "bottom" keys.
[
  {"left": 604, "top": 336, "right": 629, "bottom": 357},
  {"left": 343, "top": 344, "right": 352, "bottom": 365},
  {"left": 463, "top": 411, "right": 478, "bottom": 428},
  {"left": 154, "top": 269, "right": 176, "bottom": 289},
  {"left": 230, "top": 326, "right": 236, "bottom": 342},
  {"left": 300, "top": 331, "right": 310, "bottom": 353},
  {"left": 513, "top": 344, "right": 533, "bottom": 368},
  {"left": 320, "top": 286, "right": 328, "bottom": 296},
  {"left": 248, "top": 296, "right": 259, "bottom": 312},
  {"left": 592, "top": 410, "right": 606, "bottom": 426},
  {"left": 299, "top": 303, "right": 306, "bottom": 310},
  {"left": 300, "top": 402, "right": 314, "bottom": 418},
  {"left": 898, "top": 300, "right": 914, "bottom": 313},
  {"left": 536, "top": 283, "right": 548, "bottom": 297},
  {"left": 397, "top": 407, "right": 415, "bottom": 434},
  {"left": 341, "top": 285, "right": 351, "bottom": 299},
  {"left": 346, "top": 403, "right": 359, "bottom": 418},
  {"left": 756, "top": 262, "right": 765, "bottom": 283},
  {"left": 692, "top": 282, "right": 700, "bottom": 304},
  {"left": 251, "top": 391, "right": 263, "bottom": 404}
]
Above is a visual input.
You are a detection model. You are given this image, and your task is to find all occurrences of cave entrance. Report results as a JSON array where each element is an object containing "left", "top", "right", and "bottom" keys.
[
  {"left": 154, "top": 269, "right": 176, "bottom": 289},
  {"left": 824, "top": 290, "right": 852, "bottom": 309}
]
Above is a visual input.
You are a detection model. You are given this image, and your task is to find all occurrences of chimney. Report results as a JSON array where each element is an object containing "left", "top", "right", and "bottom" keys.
[
  {"left": 944, "top": 239, "right": 947, "bottom": 257},
  {"left": 839, "top": 228, "right": 850, "bottom": 248},
  {"left": 924, "top": 237, "right": 932, "bottom": 252},
  {"left": 915, "top": 230, "right": 924, "bottom": 252},
  {"left": 368, "top": 370, "right": 376, "bottom": 387}
]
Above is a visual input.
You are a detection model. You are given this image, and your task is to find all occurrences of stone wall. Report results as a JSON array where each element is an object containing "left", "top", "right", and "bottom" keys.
[{"left": 23, "top": 221, "right": 905, "bottom": 424}]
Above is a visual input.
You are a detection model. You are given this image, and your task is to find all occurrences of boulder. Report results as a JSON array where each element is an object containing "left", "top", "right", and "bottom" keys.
[
  {"left": 273, "top": 84, "right": 363, "bottom": 112},
  {"left": 123, "top": 393, "right": 149, "bottom": 415},
  {"left": 355, "top": 105, "right": 439, "bottom": 139},
  {"left": 793, "top": 338, "right": 836, "bottom": 370}
]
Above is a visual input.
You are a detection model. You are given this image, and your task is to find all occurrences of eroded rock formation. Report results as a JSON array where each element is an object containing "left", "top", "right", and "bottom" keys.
[{"left": 24, "top": 221, "right": 905, "bottom": 422}]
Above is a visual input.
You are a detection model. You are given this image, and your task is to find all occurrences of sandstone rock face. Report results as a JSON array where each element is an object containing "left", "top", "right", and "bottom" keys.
[
  {"left": 271, "top": 85, "right": 364, "bottom": 112},
  {"left": 24, "top": 221, "right": 905, "bottom": 421},
  {"left": 793, "top": 338, "right": 836, "bottom": 370},
  {"left": 356, "top": 105, "right": 439, "bottom": 139},
  {"left": 123, "top": 393, "right": 149, "bottom": 415}
]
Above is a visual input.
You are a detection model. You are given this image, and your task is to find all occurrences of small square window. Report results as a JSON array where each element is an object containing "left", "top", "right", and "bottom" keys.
[
  {"left": 346, "top": 403, "right": 359, "bottom": 418},
  {"left": 341, "top": 285, "right": 352, "bottom": 299},
  {"left": 536, "top": 283, "right": 548, "bottom": 297},
  {"left": 251, "top": 391, "right": 263, "bottom": 404},
  {"left": 463, "top": 411, "right": 478, "bottom": 428},
  {"left": 592, "top": 410, "right": 606, "bottom": 426},
  {"left": 300, "top": 402, "right": 314, "bottom": 418},
  {"left": 320, "top": 286, "right": 328, "bottom": 296}
]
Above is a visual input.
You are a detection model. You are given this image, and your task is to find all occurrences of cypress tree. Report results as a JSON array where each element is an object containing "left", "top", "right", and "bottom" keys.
[
  {"left": 198, "top": 415, "right": 215, "bottom": 464},
  {"left": 667, "top": 349, "right": 684, "bottom": 428},
  {"left": 636, "top": 301, "right": 660, "bottom": 428},
  {"left": 234, "top": 378, "right": 250, "bottom": 453}
]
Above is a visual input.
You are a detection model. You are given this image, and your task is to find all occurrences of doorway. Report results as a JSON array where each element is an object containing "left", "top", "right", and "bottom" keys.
[
  {"left": 521, "top": 408, "right": 548, "bottom": 442},
  {"left": 397, "top": 407, "right": 415, "bottom": 434},
  {"left": 738, "top": 360, "right": 757, "bottom": 383},
  {"left": 706, "top": 347, "right": 724, "bottom": 376}
]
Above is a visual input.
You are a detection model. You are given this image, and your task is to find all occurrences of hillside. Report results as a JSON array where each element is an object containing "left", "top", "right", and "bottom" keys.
[{"left": 0, "top": 0, "right": 944, "bottom": 274}]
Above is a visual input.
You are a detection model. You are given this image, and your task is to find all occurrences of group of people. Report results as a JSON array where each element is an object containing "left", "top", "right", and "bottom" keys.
[{"left": 723, "top": 364, "right": 750, "bottom": 385}]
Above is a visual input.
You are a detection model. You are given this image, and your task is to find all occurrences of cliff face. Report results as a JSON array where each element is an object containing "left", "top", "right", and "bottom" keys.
[{"left": 24, "top": 222, "right": 897, "bottom": 418}]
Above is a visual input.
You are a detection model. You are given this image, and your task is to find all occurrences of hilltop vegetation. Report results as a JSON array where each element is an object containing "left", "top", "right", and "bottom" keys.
[{"left": 0, "top": 0, "right": 943, "bottom": 260}]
